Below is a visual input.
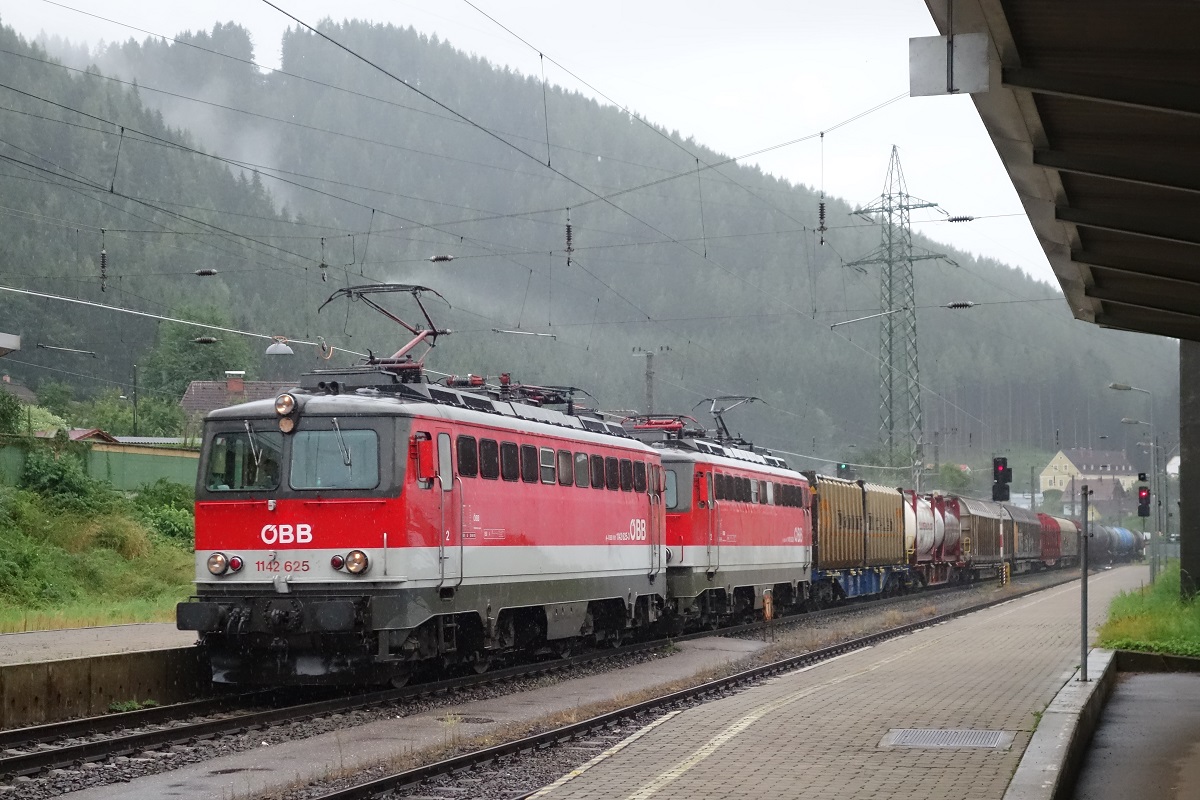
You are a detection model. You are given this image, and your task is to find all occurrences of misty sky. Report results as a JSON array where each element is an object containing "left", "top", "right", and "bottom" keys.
[{"left": 3, "top": 0, "right": 1054, "bottom": 288}]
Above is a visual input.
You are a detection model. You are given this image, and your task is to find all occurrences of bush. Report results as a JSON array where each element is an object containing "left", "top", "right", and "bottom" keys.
[
  {"left": 19, "top": 447, "right": 123, "bottom": 513},
  {"left": 140, "top": 505, "right": 194, "bottom": 544},
  {"left": 134, "top": 479, "right": 194, "bottom": 511}
]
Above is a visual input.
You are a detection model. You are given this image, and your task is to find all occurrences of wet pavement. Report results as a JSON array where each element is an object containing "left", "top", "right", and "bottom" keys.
[{"left": 1071, "top": 672, "right": 1200, "bottom": 799}]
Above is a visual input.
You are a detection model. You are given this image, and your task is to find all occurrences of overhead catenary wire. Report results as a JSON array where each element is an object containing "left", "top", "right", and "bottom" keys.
[{"left": 0, "top": 284, "right": 370, "bottom": 359}]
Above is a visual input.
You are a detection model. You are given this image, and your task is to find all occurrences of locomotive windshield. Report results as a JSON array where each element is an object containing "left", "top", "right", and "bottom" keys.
[
  {"left": 205, "top": 427, "right": 283, "bottom": 491},
  {"left": 664, "top": 469, "right": 678, "bottom": 510},
  {"left": 289, "top": 427, "right": 379, "bottom": 490}
]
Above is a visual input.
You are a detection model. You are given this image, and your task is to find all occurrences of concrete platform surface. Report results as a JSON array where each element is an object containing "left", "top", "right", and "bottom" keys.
[
  {"left": 0, "top": 623, "right": 196, "bottom": 666},
  {"left": 59, "top": 636, "right": 769, "bottom": 800},
  {"left": 531, "top": 565, "right": 1146, "bottom": 800},
  {"left": 1071, "top": 671, "right": 1200, "bottom": 799}
]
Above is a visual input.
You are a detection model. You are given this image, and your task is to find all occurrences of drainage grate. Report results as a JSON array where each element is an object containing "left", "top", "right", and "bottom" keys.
[{"left": 880, "top": 728, "right": 1014, "bottom": 749}]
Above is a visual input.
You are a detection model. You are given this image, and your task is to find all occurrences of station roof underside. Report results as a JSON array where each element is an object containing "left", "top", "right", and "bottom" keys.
[{"left": 923, "top": 1, "right": 1200, "bottom": 342}]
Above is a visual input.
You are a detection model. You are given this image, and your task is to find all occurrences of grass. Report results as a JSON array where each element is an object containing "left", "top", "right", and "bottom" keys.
[
  {"left": 0, "top": 485, "right": 194, "bottom": 633},
  {"left": 1097, "top": 562, "right": 1200, "bottom": 658}
]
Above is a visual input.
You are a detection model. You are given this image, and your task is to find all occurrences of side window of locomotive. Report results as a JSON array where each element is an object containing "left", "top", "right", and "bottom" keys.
[
  {"left": 742, "top": 477, "right": 752, "bottom": 503},
  {"left": 557, "top": 449, "right": 574, "bottom": 486},
  {"left": 479, "top": 438, "right": 499, "bottom": 480},
  {"left": 750, "top": 479, "right": 759, "bottom": 504},
  {"left": 520, "top": 444, "right": 538, "bottom": 483},
  {"left": 540, "top": 447, "right": 556, "bottom": 484},
  {"left": 590, "top": 454, "right": 605, "bottom": 489},
  {"left": 664, "top": 469, "right": 678, "bottom": 509},
  {"left": 604, "top": 457, "right": 620, "bottom": 491},
  {"left": 619, "top": 459, "right": 633, "bottom": 491},
  {"left": 290, "top": 428, "right": 379, "bottom": 490},
  {"left": 574, "top": 452, "right": 590, "bottom": 488},
  {"left": 633, "top": 461, "right": 647, "bottom": 493},
  {"left": 205, "top": 429, "right": 283, "bottom": 491},
  {"left": 713, "top": 473, "right": 724, "bottom": 501},
  {"left": 456, "top": 436, "right": 478, "bottom": 478},
  {"left": 500, "top": 442, "right": 519, "bottom": 481},
  {"left": 758, "top": 480, "right": 768, "bottom": 504}
]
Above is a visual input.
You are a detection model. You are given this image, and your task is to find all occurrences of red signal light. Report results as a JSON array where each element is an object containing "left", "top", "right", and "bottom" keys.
[{"left": 1138, "top": 487, "right": 1150, "bottom": 501}]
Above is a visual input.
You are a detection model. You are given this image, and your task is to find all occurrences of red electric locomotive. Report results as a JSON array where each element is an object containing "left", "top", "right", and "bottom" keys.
[
  {"left": 177, "top": 287, "right": 668, "bottom": 685},
  {"left": 626, "top": 397, "right": 812, "bottom": 626}
]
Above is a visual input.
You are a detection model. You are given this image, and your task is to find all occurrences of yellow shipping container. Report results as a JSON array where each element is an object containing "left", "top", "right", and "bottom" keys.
[
  {"left": 813, "top": 475, "right": 864, "bottom": 569},
  {"left": 863, "top": 482, "right": 905, "bottom": 566}
]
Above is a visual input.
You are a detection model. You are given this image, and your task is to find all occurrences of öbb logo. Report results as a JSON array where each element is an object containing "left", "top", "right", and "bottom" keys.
[{"left": 260, "top": 524, "right": 313, "bottom": 545}]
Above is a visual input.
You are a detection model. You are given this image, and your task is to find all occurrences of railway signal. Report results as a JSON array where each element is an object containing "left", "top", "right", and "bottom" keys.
[
  {"left": 991, "top": 456, "right": 1011, "bottom": 501},
  {"left": 837, "top": 462, "right": 852, "bottom": 479},
  {"left": 1138, "top": 485, "right": 1151, "bottom": 517}
]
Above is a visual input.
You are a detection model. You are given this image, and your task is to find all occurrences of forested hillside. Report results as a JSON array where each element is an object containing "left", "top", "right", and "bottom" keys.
[{"left": 0, "top": 19, "right": 1177, "bottom": 473}]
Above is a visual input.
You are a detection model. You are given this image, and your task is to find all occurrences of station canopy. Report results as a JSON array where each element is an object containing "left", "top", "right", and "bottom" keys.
[{"left": 923, "top": 1, "right": 1200, "bottom": 342}]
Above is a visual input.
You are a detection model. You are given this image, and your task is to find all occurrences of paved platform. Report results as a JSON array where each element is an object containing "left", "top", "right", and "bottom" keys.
[
  {"left": 0, "top": 623, "right": 195, "bottom": 666},
  {"left": 1071, "top": 671, "right": 1200, "bottom": 799},
  {"left": 532, "top": 565, "right": 1147, "bottom": 800}
]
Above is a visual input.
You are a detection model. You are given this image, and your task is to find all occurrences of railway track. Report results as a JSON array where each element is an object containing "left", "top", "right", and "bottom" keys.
[{"left": 0, "top": 569, "right": 1075, "bottom": 788}]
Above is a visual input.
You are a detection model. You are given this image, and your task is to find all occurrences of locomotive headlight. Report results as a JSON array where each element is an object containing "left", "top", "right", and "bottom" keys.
[
  {"left": 206, "top": 552, "right": 229, "bottom": 575},
  {"left": 344, "top": 550, "right": 369, "bottom": 574},
  {"left": 330, "top": 554, "right": 345, "bottom": 570},
  {"left": 227, "top": 555, "right": 244, "bottom": 572},
  {"left": 274, "top": 393, "right": 296, "bottom": 416}
]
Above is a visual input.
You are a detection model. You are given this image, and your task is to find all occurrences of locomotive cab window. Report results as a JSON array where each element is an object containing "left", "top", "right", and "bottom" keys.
[
  {"left": 665, "top": 469, "right": 678, "bottom": 509},
  {"left": 204, "top": 428, "right": 283, "bottom": 491},
  {"left": 290, "top": 426, "right": 379, "bottom": 490}
]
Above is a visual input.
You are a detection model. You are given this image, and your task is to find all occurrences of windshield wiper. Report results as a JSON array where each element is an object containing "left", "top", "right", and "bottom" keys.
[
  {"left": 331, "top": 418, "right": 352, "bottom": 467},
  {"left": 243, "top": 420, "right": 263, "bottom": 465}
]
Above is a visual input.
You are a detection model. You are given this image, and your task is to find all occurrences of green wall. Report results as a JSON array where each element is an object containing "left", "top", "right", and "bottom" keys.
[{"left": 0, "top": 442, "right": 199, "bottom": 491}]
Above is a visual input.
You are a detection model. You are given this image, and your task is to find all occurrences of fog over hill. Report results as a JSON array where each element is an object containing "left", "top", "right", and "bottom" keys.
[{"left": 1, "top": 20, "right": 1177, "bottom": 476}]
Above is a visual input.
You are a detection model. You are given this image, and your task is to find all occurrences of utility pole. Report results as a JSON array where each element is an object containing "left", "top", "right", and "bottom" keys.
[
  {"left": 132, "top": 363, "right": 138, "bottom": 437},
  {"left": 1031, "top": 466, "right": 1037, "bottom": 513},
  {"left": 847, "top": 146, "right": 948, "bottom": 489},
  {"left": 632, "top": 346, "right": 668, "bottom": 414}
]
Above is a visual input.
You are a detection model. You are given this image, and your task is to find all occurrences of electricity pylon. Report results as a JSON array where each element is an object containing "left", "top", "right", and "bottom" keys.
[{"left": 846, "top": 146, "right": 945, "bottom": 487}]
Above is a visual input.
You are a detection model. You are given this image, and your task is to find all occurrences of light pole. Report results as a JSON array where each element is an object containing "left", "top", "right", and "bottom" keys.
[
  {"left": 1122, "top": 416, "right": 1156, "bottom": 579},
  {"left": 1111, "top": 383, "right": 1157, "bottom": 575}
]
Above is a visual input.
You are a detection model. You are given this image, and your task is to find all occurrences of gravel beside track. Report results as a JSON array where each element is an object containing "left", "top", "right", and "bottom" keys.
[
  {"left": 0, "top": 623, "right": 197, "bottom": 665},
  {"left": 2, "top": 567, "right": 1086, "bottom": 800}
]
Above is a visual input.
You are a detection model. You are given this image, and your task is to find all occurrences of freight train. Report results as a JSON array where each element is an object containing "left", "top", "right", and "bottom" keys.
[{"left": 176, "top": 285, "right": 1140, "bottom": 685}]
